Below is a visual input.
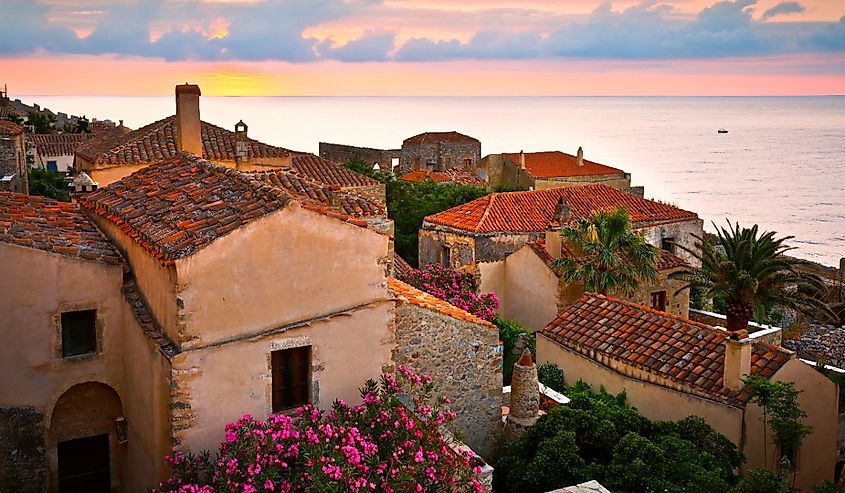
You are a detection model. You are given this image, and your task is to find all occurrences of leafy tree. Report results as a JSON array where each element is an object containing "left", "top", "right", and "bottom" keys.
[
  {"left": 495, "top": 317, "right": 535, "bottom": 384},
  {"left": 551, "top": 207, "right": 658, "bottom": 297},
  {"left": 386, "top": 180, "right": 488, "bottom": 266},
  {"left": 27, "top": 167, "right": 69, "bottom": 202},
  {"left": 74, "top": 116, "right": 90, "bottom": 134},
  {"left": 670, "top": 221, "right": 835, "bottom": 333},
  {"left": 1, "top": 112, "right": 24, "bottom": 125},
  {"left": 342, "top": 158, "right": 391, "bottom": 182},
  {"left": 495, "top": 383, "right": 743, "bottom": 493},
  {"left": 493, "top": 183, "right": 528, "bottom": 192},
  {"left": 730, "top": 468, "right": 788, "bottom": 493},
  {"left": 537, "top": 363, "right": 566, "bottom": 392},
  {"left": 26, "top": 111, "right": 56, "bottom": 134}
]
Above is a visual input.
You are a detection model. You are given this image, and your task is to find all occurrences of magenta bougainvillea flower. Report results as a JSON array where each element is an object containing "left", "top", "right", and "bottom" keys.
[{"left": 401, "top": 264, "right": 499, "bottom": 322}]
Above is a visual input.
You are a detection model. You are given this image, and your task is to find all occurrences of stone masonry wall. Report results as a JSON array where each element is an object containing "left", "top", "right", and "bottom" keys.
[
  {"left": 345, "top": 183, "right": 386, "bottom": 207},
  {"left": 639, "top": 219, "right": 704, "bottom": 267},
  {"left": 319, "top": 143, "right": 400, "bottom": 172},
  {"left": 0, "top": 407, "right": 48, "bottom": 492},
  {"left": 392, "top": 303, "right": 502, "bottom": 460},
  {"left": 400, "top": 141, "right": 481, "bottom": 173},
  {"left": 0, "top": 132, "right": 27, "bottom": 194}
]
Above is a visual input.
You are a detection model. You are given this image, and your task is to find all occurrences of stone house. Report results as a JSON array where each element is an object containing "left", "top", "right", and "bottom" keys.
[
  {"left": 0, "top": 120, "right": 27, "bottom": 194},
  {"left": 538, "top": 293, "right": 838, "bottom": 491},
  {"left": 420, "top": 184, "right": 703, "bottom": 270},
  {"left": 478, "top": 235, "right": 690, "bottom": 332},
  {"left": 478, "top": 149, "right": 631, "bottom": 192},
  {"left": 1, "top": 154, "right": 500, "bottom": 490},
  {"left": 28, "top": 133, "right": 93, "bottom": 173},
  {"left": 400, "top": 131, "right": 481, "bottom": 174}
]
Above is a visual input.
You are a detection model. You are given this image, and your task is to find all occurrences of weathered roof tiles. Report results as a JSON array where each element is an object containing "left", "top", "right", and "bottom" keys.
[
  {"left": 387, "top": 277, "right": 496, "bottom": 330},
  {"left": 504, "top": 151, "right": 625, "bottom": 179},
  {"left": 28, "top": 133, "right": 93, "bottom": 157},
  {"left": 403, "top": 131, "right": 479, "bottom": 145},
  {"left": 0, "top": 191, "right": 122, "bottom": 265}
]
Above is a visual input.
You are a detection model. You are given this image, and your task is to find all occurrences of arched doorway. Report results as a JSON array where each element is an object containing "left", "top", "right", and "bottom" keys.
[{"left": 49, "top": 382, "right": 124, "bottom": 493}]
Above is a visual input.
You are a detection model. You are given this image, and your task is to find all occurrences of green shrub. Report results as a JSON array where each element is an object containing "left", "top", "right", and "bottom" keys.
[
  {"left": 729, "top": 469, "right": 786, "bottom": 493},
  {"left": 495, "top": 317, "right": 535, "bottom": 385},
  {"left": 537, "top": 363, "right": 565, "bottom": 392}
]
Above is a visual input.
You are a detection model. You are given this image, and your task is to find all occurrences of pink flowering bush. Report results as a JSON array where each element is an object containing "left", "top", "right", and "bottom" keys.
[
  {"left": 402, "top": 264, "right": 499, "bottom": 322},
  {"left": 155, "top": 366, "right": 483, "bottom": 493}
]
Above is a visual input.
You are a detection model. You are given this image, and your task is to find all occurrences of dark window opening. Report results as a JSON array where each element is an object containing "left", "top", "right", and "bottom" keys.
[
  {"left": 272, "top": 346, "right": 310, "bottom": 412},
  {"left": 651, "top": 291, "right": 667, "bottom": 312},
  {"left": 61, "top": 310, "right": 97, "bottom": 357},
  {"left": 463, "top": 158, "right": 472, "bottom": 167},
  {"left": 58, "top": 434, "right": 110, "bottom": 493},
  {"left": 440, "top": 246, "right": 451, "bottom": 267},
  {"left": 661, "top": 237, "right": 675, "bottom": 253}
]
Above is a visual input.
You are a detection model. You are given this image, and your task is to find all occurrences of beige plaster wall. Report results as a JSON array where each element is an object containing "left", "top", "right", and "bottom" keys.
[
  {"left": 175, "top": 204, "right": 390, "bottom": 347},
  {"left": 501, "top": 247, "right": 559, "bottom": 332},
  {"left": 623, "top": 269, "right": 690, "bottom": 319},
  {"left": 742, "top": 359, "right": 837, "bottom": 491},
  {"left": 537, "top": 334, "right": 745, "bottom": 444},
  {"left": 170, "top": 301, "right": 395, "bottom": 454},
  {"left": 534, "top": 174, "right": 631, "bottom": 191},
  {"left": 88, "top": 213, "right": 180, "bottom": 345},
  {"left": 90, "top": 164, "right": 149, "bottom": 187}
]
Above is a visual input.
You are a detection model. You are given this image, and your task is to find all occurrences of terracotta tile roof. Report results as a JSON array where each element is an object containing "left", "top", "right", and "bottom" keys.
[
  {"left": 387, "top": 277, "right": 495, "bottom": 330},
  {"left": 75, "top": 116, "right": 294, "bottom": 166},
  {"left": 541, "top": 293, "right": 794, "bottom": 406},
  {"left": 394, "top": 252, "right": 414, "bottom": 279},
  {"left": 0, "top": 191, "right": 122, "bottom": 265},
  {"left": 0, "top": 106, "right": 24, "bottom": 120},
  {"left": 79, "top": 154, "right": 382, "bottom": 264},
  {"left": 75, "top": 125, "right": 133, "bottom": 163},
  {"left": 122, "top": 276, "right": 178, "bottom": 358},
  {"left": 403, "top": 131, "right": 479, "bottom": 145},
  {"left": 504, "top": 151, "right": 625, "bottom": 179},
  {"left": 400, "top": 169, "right": 485, "bottom": 185},
  {"left": 246, "top": 169, "right": 384, "bottom": 217},
  {"left": 424, "top": 184, "right": 698, "bottom": 233},
  {"left": 0, "top": 120, "right": 24, "bottom": 136},
  {"left": 290, "top": 154, "right": 380, "bottom": 188},
  {"left": 28, "top": 133, "right": 93, "bottom": 157},
  {"left": 657, "top": 250, "right": 688, "bottom": 271}
]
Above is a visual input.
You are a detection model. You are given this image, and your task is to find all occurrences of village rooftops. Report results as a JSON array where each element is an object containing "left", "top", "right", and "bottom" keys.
[
  {"left": 28, "top": 133, "right": 93, "bottom": 156},
  {"left": 393, "top": 253, "right": 414, "bottom": 279},
  {"left": 289, "top": 154, "right": 381, "bottom": 188},
  {"left": 387, "top": 277, "right": 496, "bottom": 330},
  {"left": 424, "top": 184, "right": 698, "bottom": 234},
  {"left": 75, "top": 115, "right": 296, "bottom": 167},
  {"left": 0, "top": 191, "right": 122, "bottom": 265},
  {"left": 399, "top": 169, "right": 485, "bottom": 186},
  {"left": 0, "top": 120, "right": 24, "bottom": 136},
  {"left": 541, "top": 293, "right": 794, "bottom": 406},
  {"left": 78, "top": 154, "right": 385, "bottom": 265},
  {"left": 504, "top": 151, "right": 625, "bottom": 179},
  {"left": 403, "top": 131, "right": 479, "bottom": 145}
]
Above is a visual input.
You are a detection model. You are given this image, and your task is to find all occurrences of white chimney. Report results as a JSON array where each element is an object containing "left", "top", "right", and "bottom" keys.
[
  {"left": 235, "top": 120, "right": 249, "bottom": 164},
  {"left": 723, "top": 331, "right": 752, "bottom": 390},
  {"left": 519, "top": 150, "right": 526, "bottom": 169},
  {"left": 576, "top": 147, "right": 584, "bottom": 167},
  {"left": 175, "top": 84, "right": 202, "bottom": 156},
  {"left": 544, "top": 229, "right": 562, "bottom": 259}
]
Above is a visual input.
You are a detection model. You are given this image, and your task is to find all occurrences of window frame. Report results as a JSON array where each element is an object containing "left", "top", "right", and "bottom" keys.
[
  {"left": 271, "top": 346, "right": 311, "bottom": 413},
  {"left": 661, "top": 237, "right": 676, "bottom": 253},
  {"left": 650, "top": 291, "right": 667, "bottom": 312},
  {"left": 440, "top": 245, "right": 451, "bottom": 267},
  {"left": 60, "top": 309, "right": 98, "bottom": 358}
]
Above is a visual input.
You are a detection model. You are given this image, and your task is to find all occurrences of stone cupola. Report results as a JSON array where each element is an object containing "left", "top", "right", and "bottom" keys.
[{"left": 505, "top": 348, "right": 540, "bottom": 439}]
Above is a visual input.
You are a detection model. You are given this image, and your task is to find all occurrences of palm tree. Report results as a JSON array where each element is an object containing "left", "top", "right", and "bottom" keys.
[
  {"left": 670, "top": 221, "right": 834, "bottom": 333},
  {"left": 551, "top": 207, "right": 658, "bottom": 297}
]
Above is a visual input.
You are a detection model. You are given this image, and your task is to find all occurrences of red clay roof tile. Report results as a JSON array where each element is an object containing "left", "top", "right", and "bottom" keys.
[
  {"left": 387, "top": 277, "right": 495, "bottom": 330},
  {"left": 28, "top": 133, "right": 93, "bottom": 157},
  {"left": 424, "top": 184, "right": 698, "bottom": 233},
  {"left": 541, "top": 293, "right": 794, "bottom": 406},
  {"left": 290, "top": 154, "right": 380, "bottom": 188},
  {"left": 0, "top": 120, "right": 24, "bottom": 136},
  {"left": 393, "top": 252, "right": 414, "bottom": 279},
  {"left": 403, "top": 131, "right": 479, "bottom": 145},
  {"left": 504, "top": 151, "right": 625, "bottom": 179},
  {"left": 0, "top": 191, "right": 122, "bottom": 265}
]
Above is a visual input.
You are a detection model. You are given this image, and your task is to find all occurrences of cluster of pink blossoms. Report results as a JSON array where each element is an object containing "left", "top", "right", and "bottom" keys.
[
  {"left": 155, "top": 366, "right": 483, "bottom": 493},
  {"left": 402, "top": 264, "right": 499, "bottom": 322}
]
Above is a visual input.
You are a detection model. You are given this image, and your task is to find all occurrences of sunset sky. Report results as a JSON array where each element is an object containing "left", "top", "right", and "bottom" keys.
[{"left": 1, "top": 0, "right": 844, "bottom": 95}]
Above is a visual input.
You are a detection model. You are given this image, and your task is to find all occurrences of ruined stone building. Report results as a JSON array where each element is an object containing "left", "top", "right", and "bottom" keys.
[
  {"left": 419, "top": 184, "right": 703, "bottom": 269},
  {"left": 400, "top": 131, "right": 481, "bottom": 174},
  {"left": 478, "top": 237, "right": 690, "bottom": 332},
  {"left": 0, "top": 120, "right": 27, "bottom": 194},
  {"left": 538, "top": 293, "right": 838, "bottom": 491},
  {"left": 28, "top": 133, "right": 93, "bottom": 173},
  {"left": 478, "top": 149, "right": 631, "bottom": 192},
  {"left": 0, "top": 87, "right": 501, "bottom": 491},
  {"left": 319, "top": 142, "right": 400, "bottom": 173}
]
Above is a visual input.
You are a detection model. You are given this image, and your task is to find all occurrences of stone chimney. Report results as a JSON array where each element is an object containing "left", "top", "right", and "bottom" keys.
[
  {"left": 518, "top": 150, "right": 526, "bottom": 169},
  {"left": 554, "top": 198, "right": 571, "bottom": 224},
  {"left": 576, "top": 147, "right": 584, "bottom": 167},
  {"left": 505, "top": 348, "right": 540, "bottom": 439},
  {"left": 175, "top": 84, "right": 202, "bottom": 156},
  {"left": 118, "top": 120, "right": 124, "bottom": 127},
  {"left": 235, "top": 120, "right": 249, "bottom": 164},
  {"left": 723, "top": 330, "right": 752, "bottom": 390},
  {"left": 544, "top": 229, "right": 563, "bottom": 259}
]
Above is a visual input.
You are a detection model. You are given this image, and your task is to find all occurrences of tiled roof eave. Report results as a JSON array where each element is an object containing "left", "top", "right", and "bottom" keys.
[
  {"left": 539, "top": 332, "right": 751, "bottom": 408},
  {"left": 633, "top": 217, "right": 700, "bottom": 229}
]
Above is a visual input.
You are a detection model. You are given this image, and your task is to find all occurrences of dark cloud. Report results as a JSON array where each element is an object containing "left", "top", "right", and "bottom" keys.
[
  {"left": 761, "top": 2, "right": 806, "bottom": 21},
  {"left": 0, "top": 0, "right": 842, "bottom": 62}
]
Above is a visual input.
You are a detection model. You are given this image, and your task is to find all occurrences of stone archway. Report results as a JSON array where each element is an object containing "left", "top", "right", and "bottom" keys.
[{"left": 48, "top": 382, "right": 125, "bottom": 493}]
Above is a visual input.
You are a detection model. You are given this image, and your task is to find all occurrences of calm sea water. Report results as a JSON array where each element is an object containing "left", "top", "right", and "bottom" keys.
[{"left": 25, "top": 95, "right": 845, "bottom": 267}]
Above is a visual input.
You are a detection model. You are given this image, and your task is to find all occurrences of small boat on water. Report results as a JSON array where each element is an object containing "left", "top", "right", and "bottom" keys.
[{"left": 718, "top": 128, "right": 729, "bottom": 134}]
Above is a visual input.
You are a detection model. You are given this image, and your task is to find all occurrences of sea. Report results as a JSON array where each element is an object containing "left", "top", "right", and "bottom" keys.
[{"left": 24, "top": 95, "right": 845, "bottom": 268}]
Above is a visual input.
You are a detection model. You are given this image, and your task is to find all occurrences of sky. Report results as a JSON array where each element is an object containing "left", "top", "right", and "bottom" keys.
[{"left": 1, "top": 0, "right": 844, "bottom": 96}]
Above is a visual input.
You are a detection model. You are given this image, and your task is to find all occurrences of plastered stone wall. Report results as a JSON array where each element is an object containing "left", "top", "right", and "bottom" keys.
[
  {"left": 534, "top": 173, "right": 631, "bottom": 191},
  {"left": 392, "top": 303, "right": 502, "bottom": 460},
  {"left": 638, "top": 219, "right": 704, "bottom": 267},
  {"left": 400, "top": 141, "right": 481, "bottom": 174},
  {"left": 0, "top": 130, "right": 27, "bottom": 193},
  {"left": 624, "top": 269, "right": 690, "bottom": 319},
  {"left": 0, "top": 407, "right": 48, "bottom": 492},
  {"left": 319, "top": 142, "right": 400, "bottom": 172}
]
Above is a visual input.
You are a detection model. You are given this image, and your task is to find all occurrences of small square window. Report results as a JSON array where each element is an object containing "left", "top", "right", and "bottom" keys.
[
  {"left": 272, "top": 346, "right": 310, "bottom": 412},
  {"left": 651, "top": 291, "right": 667, "bottom": 312},
  {"left": 661, "top": 237, "right": 675, "bottom": 253},
  {"left": 61, "top": 310, "right": 97, "bottom": 357}
]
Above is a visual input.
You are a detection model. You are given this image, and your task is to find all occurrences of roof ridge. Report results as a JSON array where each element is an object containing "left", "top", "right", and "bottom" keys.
[
  {"left": 386, "top": 277, "right": 495, "bottom": 329},
  {"left": 191, "top": 155, "right": 296, "bottom": 205},
  {"left": 475, "top": 194, "right": 497, "bottom": 233}
]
